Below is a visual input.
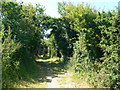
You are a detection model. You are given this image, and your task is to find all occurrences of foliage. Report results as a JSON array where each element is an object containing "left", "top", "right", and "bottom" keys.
[
  {"left": 65, "top": 3, "right": 120, "bottom": 88},
  {"left": 2, "top": 29, "right": 21, "bottom": 87},
  {"left": 2, "top": 1, "right": 47, "bottom": 87},
  {"left": 1, "top": 1, "right": 119, "bottom": 88}
]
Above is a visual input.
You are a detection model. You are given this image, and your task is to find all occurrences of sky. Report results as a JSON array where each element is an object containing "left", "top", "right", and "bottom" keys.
[{"left": 16, "top": 0, "right": 120, "bottom": 18}]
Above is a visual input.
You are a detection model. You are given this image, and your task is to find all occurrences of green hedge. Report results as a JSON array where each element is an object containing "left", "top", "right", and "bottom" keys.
[{"left": 66, "top": 4, "right": 120, "bottom": 88}]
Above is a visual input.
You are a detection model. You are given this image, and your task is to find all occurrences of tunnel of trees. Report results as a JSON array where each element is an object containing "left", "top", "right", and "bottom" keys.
[{"left": 1, "top": 1, "right": 120, "bottom": 89}]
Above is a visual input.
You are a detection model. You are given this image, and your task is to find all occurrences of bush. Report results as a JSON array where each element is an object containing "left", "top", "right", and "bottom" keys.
[
  {"left": 2, "top": 28, "right": 21, "bottom": 87},
  {"left": 68, "top": 5, "right": 120, "bottom": 88}
]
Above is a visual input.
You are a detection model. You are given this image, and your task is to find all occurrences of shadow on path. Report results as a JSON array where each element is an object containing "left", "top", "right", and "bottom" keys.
[
  {"left": 17, "top": 57, "right": 67, "bottom": 88},
  {"left": 34, "top": 58, "right": 67, "bottom": 84}
]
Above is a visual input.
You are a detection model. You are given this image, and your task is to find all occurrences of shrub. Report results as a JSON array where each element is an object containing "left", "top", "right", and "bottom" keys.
[{"left": 2, "top": 28, "right": 21, "bottom": 87}]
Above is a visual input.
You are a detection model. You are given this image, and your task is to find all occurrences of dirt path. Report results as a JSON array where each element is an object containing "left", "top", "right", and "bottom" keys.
[
  {"left": 17, "top": 60, "right": 91, "bottom": 88},
  {"left": 46, "top": 69, "right": 74, "bottom": 88},
  {"left": 46, "top": 68, "right": 90, "bottom": 88}
]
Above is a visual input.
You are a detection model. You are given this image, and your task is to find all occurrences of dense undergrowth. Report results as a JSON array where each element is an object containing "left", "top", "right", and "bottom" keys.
[
  {"left": 1, "top": 1, "right": 47, "bottom": 88},
  {"left": 65, "top": 3, "right": 120, "bottom": 89},
  {"left": 2, "top": 29, "right": 40, "bottom": 87}
]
